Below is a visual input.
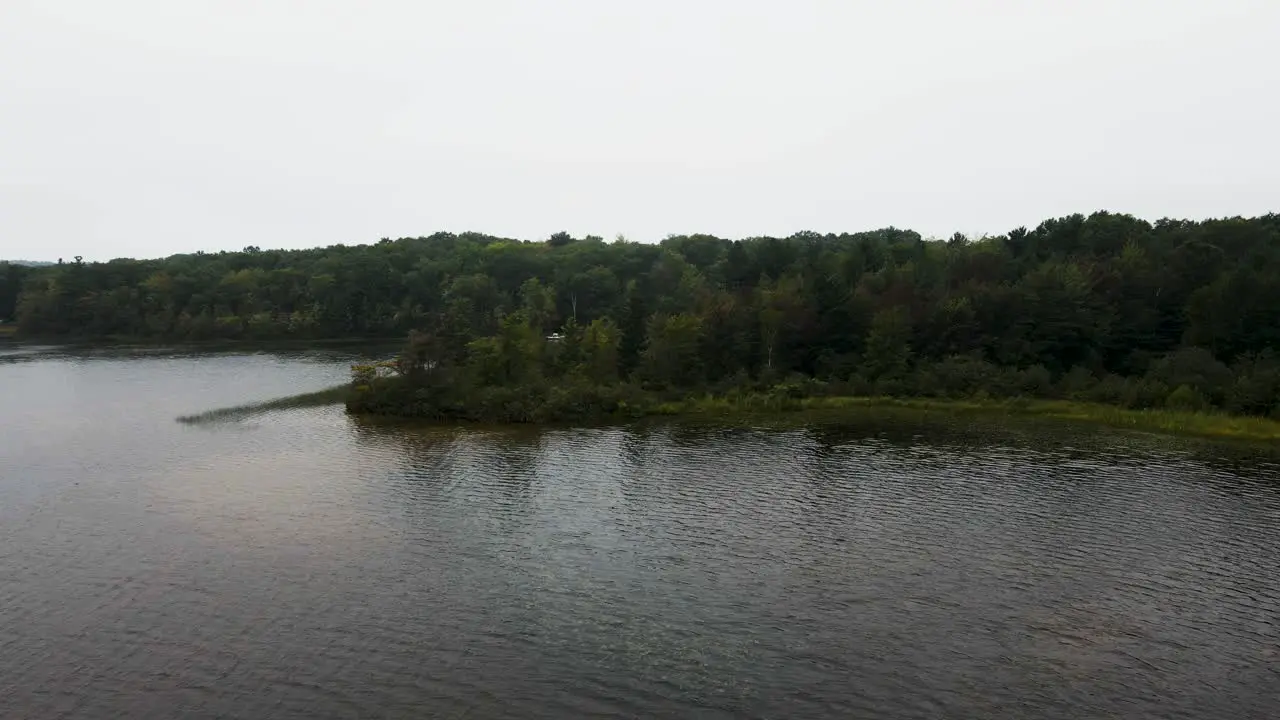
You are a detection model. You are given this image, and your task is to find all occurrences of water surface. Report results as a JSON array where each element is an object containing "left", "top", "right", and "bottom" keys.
[{"left": 2, "top": 345, "right": 1278, "bottom": 718}]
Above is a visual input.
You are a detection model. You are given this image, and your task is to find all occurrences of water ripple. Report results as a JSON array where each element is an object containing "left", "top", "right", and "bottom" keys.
[{"left": 2, "top": 349, "right": 1280, "bottom": 718}]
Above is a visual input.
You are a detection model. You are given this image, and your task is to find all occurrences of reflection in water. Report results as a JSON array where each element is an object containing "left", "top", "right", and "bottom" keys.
[{"left": 1, "top": 346, "right": 1279, "bottom": 718}]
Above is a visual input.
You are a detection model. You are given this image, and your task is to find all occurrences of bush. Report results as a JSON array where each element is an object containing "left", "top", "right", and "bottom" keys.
[
  {"left": 924, "top": 354, "right": 1002, "bottom": 398},
  {"left": 1057, "top": 366, "right": 1097, "bottom": 399},
  {"left": 1147, "top": 347, "right": 1232, "bottom": 405},
  {"left": 1122, "top": 378, "right": 1170, "bottom": 409},
  {"left": 815, "top": 351, "right": 861, "bottom": 380},
  {"left": 845, "top": 373, "right": 875, "bottom": 396},
  {"left": 1227, "top": 351, "right": 1280, "bottom": 416},
  {"left": 772, "top": 375, "right": 827, "bottom": 399},
  {"left": 1082, "top": 374, "right": 1168, "bottom": 409},
  {"left": 1083, "top": 374, "right": 1128, "bottom": 406},
  {"left": 1004, "top": 364, "right": 1053, "bottom": 398},
  {"left": 710, "top": 369, "right": 754, "bottom": 396},
  {"left": 1166, "top": 384, "right": 1209, "bottom": 412},
  {"left": 874, "top": 376, "right": 912, "bottom": 397},
  {"left": 912, "top": 367, "right": 942, "bottom": 397}
]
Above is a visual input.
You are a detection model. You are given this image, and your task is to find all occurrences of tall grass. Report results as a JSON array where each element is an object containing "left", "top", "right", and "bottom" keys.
[
  {"left": 1015, "top": 399, "right": 1280, "bottom": 441},
  {"left": 659, "top": 394, "right": 1280, "bottom": 441}
]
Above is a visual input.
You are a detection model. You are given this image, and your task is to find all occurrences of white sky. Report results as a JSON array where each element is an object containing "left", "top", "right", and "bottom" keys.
[{"left": 2, "top": 0, "right": 1277, "bottom": 261}]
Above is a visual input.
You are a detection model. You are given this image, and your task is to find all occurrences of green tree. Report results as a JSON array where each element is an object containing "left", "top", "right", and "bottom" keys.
[
  {"left": 581, "top": 317, "right": 621, "bottom": 384},
  {"left": 520, "top": 277, "right": 557, "bottom": 333},
  {"left": 12, "top": 212, "right": 1280, "bottom": 423},
  {"left": 0, "top": 263, "right": 29, "bottom": 322},
  {"left": 864, "top": 308, "right": 912, "bottom": 383},
  {"left": 640, "top": 313, "right": 704, "bottom": 388}
]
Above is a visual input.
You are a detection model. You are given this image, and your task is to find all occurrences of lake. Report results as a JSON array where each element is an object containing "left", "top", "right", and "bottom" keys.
[{"left": 1, "top": 345, "right": 1278, "bottom": 718}]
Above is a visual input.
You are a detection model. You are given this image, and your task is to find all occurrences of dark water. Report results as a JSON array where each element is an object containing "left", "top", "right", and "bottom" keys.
[{"left": 2, "top": 345, "right": 1279, "bottom": 719}]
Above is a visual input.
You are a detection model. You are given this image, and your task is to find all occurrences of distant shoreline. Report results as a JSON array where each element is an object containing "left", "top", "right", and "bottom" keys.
[{"left": 1, "top": 334, "right": 399, "bottom": 352}]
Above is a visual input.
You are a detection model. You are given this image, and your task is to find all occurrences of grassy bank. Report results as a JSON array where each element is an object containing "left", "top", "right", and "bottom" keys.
[
  {"left": 653, "top": 395, "right": 1280, "bottom": 442},
  {"left": 0, "top": 324, "right": 16, "bottom": 339}
]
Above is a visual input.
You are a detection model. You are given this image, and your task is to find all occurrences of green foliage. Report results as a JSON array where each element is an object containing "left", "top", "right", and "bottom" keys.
[
  {"left": 863, "top": 307, "right": 912, "bottom": 384},
  {"left": 519, "top": 277, "right": 557, "bottom": 333},
  {"left": 639, "top": 313, "right": 704, "bottom": 388},
  {"left": 1146, "top": 347, "right": 1233, "bottom": 404},
  {"left": 0, "top": 262, "right": 30, "bottom": 322},
  {"left": 13, "top": 212, "right": 1280, "bottom": 423},
  {"left": 581, "top": 317, "right": 622, "bottom": 385},
  {"left": 1227, "top": 351, "right": 1280, "bottom": 417},
  {"left": 1166, "top": 384, "right": 1209, "bottom": 412}
]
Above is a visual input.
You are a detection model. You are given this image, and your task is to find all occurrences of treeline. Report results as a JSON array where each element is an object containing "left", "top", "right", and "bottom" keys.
[{"left": 7, "top": 212, "right": 1280, "bottom": 417}]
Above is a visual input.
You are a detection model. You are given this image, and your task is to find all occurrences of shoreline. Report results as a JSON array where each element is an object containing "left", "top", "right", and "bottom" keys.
[
  {"left": 2, "top": 333, "right": 400, "bottom": 349},
  {"left": 344, "top": 389, "right": 1280, "bottom": 443}
]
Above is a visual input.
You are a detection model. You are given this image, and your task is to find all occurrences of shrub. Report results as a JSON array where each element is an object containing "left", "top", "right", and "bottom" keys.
[
  {"left": 845, "top": 373, "right": 875, "bottom": 396},
  {"left": 1166, "top": 384, "right": 1209, "bottom": 412},
  {"left": 1011, "top": 364, "right": 1054, "bottom": 397},
  {"left": 926, "top": 354, "right": 1002, "bottom": 398},
  {"left": 1147, "top": 347, "right": 1232, "bottom": 405},
  {"left": 1122, "top": 378, "right": 1170, "bottom": 410},
  {"left": 1057, "top": 366, "right": 1097, "bottom": 399},
  {"left": 1227, "top": 351, "right": 1280, "bottom": 416}
]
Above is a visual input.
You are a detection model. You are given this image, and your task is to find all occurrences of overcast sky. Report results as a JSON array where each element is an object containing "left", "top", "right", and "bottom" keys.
[{"left": 3, "top": 0, "right": 1277, "bottom": 261}]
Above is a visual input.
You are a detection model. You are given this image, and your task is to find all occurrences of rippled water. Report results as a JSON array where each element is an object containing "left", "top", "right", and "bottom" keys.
[{"left": 2, "top": 345, "right": 1279, "bottom": 718}]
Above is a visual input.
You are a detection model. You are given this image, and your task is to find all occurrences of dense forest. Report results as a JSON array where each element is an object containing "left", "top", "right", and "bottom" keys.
[{"left": 5, "top": 212, "right": 1280, "bottom": 419}]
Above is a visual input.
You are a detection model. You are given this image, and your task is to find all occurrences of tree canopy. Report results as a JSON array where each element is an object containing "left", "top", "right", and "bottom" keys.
[{"left": 8, "top": 212, "right": 1280, "bottom": 418}]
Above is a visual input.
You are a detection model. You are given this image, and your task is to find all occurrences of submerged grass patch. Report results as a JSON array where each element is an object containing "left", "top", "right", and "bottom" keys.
[{"left": 177, "top": 385, "right": 350, "bottom": 425}]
